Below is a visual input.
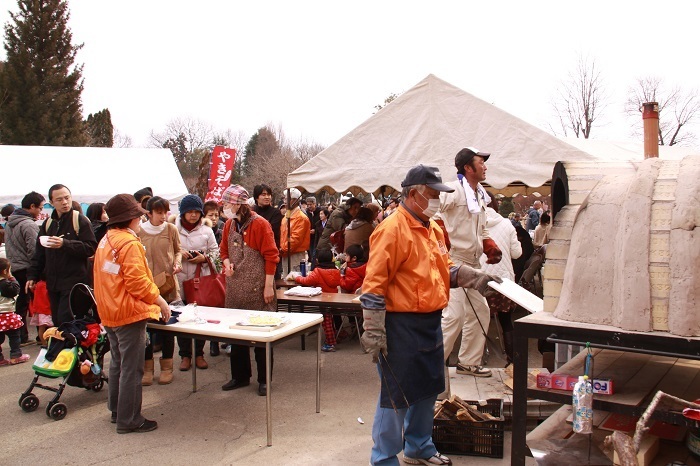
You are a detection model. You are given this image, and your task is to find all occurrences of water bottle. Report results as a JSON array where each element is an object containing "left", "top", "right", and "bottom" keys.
[
  {"left": 300, "top": 261, "right": 307, "bottom": 277},
  {"left": 572, "top": 375, "right": 593, "bottom": 434}
]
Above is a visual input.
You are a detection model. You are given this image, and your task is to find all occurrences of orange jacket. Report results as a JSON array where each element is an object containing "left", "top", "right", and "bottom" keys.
[
  {"left": 295, "top": 266, "right": 341, "bottom": 293},
  {"left": 93, "top": 229, "right": 161, "bottom": 328},
  {"left": 280, "top": 207, "right": 310, "bottom": 256},
  {"left": 362, "top": 206, "right": 451, "bottom": 313}
]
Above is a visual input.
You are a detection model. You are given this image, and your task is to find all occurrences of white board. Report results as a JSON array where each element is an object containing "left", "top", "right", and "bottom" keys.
[{"left": 488, "top": 278, "right": 543, "bottom": 314}]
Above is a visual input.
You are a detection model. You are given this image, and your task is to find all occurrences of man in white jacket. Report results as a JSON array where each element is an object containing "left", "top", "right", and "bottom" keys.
[{"left": 436, "top": 147, "right": 502, "bottom": 377}]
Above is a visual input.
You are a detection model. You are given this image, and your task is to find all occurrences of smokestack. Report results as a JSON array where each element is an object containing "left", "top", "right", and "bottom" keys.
[{"left": 642, "top": 102, "right": 659, "bottom": 159}]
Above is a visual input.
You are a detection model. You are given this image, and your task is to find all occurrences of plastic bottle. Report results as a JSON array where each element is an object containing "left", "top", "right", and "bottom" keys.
[{"left": 572, "top": 375, "right": 593, "bottom": 434}]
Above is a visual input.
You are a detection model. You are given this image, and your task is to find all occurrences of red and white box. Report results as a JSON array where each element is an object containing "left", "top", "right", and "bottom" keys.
[
  {"left": 536, "top": 371, "right": 551, "bottom": 389},
  {"left": 551, "top": 374, "right": 569, "bottom": 391}
]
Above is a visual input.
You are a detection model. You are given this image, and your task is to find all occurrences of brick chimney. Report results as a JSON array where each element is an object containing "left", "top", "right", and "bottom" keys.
[{"left": 642, "top": 102, "right": 659, "bottom": 159}]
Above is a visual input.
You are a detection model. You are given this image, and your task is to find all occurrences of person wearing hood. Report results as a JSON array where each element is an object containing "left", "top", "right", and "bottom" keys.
[
  {"left": 343, "top": 206, "right": 375, "bottom": 253},
  {"left": 4, "top": 191, "right": 45, "bottom": 344},
  {"left": 478, "top": 201, "right": 522, "bottom": 365}
]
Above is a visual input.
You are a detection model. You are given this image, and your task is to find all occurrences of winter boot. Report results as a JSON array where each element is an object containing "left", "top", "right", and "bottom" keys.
[
  {"left": 142, "top": 359, "right": 155, "bottom": 386},
  {"left": 158, "top": 358, "right": 174, "bottom": 385}
]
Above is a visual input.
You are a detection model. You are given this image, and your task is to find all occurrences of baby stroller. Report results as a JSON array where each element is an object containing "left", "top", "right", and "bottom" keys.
[{"left": 19, "top": 283, "right": 110, "bottom": 420}]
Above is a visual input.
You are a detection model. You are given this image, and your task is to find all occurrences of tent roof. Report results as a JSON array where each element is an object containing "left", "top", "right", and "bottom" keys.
[
  {"left": 0, "top": 145, "right": 188, "bottom": 206},
  {"left": 287, "top": 74, "right": 596, "bottom": 195}
]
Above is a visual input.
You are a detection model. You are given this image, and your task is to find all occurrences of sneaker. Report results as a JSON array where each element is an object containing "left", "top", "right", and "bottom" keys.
[
  {"left": 0, "top": 359, "right": 10, "bottom": 367},
  {"left": 455, "top": 363, "right": 491, "bottom": 377},
  {"left": 403, "top": 452, "right": 452, "bottom": 465},
  {"left": 9, "top": 354, "right": 30, "bottom": 365},
  {"left": 321, "top": 344, "right": 336, "bottom": 352},
  {"left": 117, "top": 418, "right": 158, "bottom": 434}
]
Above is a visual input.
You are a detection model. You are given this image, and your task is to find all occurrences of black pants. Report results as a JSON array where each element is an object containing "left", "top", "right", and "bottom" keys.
[
  {"left": 229, "top": 345, "right": 273, "bottom": 384},
  {"left": 47, "top": 289, "right": 73, "bottom": 326},
  {"left": 13, "top": 269, "right": 29, "bottom": 342},
  {"left": 0, "top": 328, "right": 22, "bottom": 360},
  {"left": 146, "top": 331, "right": 174, "bottom": 360},
  {"left": 177, "top": 337, "right": 205, "bottom": 358}
]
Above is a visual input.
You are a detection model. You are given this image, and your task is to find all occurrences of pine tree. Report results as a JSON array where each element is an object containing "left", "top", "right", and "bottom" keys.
[
  {"left": 85, "top": 108, "right": 114, "bottom": 147},
  {"left": 0, "top": 0, "right": 86, "bottom": 146}
]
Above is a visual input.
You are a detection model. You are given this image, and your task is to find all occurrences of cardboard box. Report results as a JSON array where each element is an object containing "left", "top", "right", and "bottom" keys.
[
  {"left": 592, "top": 377, "right": 614, "bottom": 395},
  {"left": 536, "top": 371, "right": 551, "bottom": 389},
  {"left": 567, "top": 376, "right": 579, "bottom": 391},
  {"left": 551, "top": 374, "right": 569, "bottom": 391}
]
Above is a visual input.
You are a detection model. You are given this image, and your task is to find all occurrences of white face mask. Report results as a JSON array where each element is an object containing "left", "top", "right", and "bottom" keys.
[
  {"left": 223, "top": 208, "right": 236, "bottom": 219},
  {"left": 416, "top": 190, "right": 440, "bottom": 218}
]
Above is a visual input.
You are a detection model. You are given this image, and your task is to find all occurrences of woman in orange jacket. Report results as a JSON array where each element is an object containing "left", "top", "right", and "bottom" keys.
[{"left": 93, "top": 194, "right": 170, "bottom": 434}]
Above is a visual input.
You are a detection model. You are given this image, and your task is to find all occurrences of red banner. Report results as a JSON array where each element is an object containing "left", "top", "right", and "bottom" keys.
[{"left": 204, "top": 146, "right": 236, "bottom": 203}]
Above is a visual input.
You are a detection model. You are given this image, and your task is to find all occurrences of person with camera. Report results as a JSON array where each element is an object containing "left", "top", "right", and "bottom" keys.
[{"left": 174, "top": 194, "right": 218, "bottom": 371}]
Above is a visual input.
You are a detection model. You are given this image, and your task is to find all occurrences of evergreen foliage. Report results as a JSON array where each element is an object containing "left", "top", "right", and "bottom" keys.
[
  {"left": 85, "top": 108, "right": 113, "bottom": 147},
  {"left": 0, "top": 0, "right": 86, "bottom": 146}
]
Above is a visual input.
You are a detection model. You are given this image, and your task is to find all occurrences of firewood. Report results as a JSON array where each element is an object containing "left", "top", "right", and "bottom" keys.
[{"left": 456, "top": 408, "right": 476, "bottom": 421}]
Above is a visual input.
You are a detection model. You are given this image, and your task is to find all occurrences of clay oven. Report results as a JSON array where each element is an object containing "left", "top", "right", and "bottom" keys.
[{"left": 543, "top": 155, "right": 699, "bottom": 337}]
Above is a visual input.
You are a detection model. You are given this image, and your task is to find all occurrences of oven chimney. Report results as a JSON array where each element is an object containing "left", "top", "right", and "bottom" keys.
[{"left": 642, "top": 102, "right": 659, "bottom": 159}]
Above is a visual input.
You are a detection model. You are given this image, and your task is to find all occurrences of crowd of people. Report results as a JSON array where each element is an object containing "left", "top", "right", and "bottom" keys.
[{"left": 0, "top": 149, "right": 551, "bottom": 463}]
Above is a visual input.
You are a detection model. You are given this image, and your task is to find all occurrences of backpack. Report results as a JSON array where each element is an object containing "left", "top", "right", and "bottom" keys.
[{"left": 45, "top": 210, "right": 80, "bottom": 235}]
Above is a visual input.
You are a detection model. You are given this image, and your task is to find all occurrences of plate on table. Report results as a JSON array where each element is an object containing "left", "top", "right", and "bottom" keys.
[{"left": 229, "top": 313, "right": 290, "bottom": 332}]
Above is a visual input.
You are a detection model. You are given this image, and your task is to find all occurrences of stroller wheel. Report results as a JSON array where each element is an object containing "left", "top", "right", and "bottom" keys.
[
  {"left": 19, "top": 394, "right": 40, "bottom": 412},
  {"left": 91, "top": 379, "right": 104, "bottom": 392},
  {"left": 48, "top": 402, "right": 67, "bottom": 421}
]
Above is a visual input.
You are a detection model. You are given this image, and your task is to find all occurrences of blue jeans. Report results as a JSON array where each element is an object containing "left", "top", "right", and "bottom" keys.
[{"left": 369, "top": 395, "right": 438, "bottom": 465}]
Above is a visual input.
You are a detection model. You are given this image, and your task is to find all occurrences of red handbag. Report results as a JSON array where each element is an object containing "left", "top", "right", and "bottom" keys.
[{"left": 182, "top": 256, "right": 226, "bottom": 308}]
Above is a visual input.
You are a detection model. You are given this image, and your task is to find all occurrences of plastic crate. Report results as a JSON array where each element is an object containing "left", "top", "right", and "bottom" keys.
[{"left": 432, "top": 398, "right": 505, "bottom": 458}]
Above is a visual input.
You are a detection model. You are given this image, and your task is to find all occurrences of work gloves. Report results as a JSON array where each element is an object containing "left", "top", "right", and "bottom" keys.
[
  {"left": 456, "top": 265, "right": 503, "bottom": 297},
  {"left": 483, "top": 238, "right": 502, "bottom": 264},
  {"left": 361, "top": 308, "right": 387, "bottom": 363}
]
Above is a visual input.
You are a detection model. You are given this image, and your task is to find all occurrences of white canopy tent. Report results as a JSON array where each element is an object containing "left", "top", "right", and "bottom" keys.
[
  {"left": 0, "top": 145, "right": 188, "bottom": 207},
  {"left": 287, "top": 74, "right": 596, "bottom": 196}
]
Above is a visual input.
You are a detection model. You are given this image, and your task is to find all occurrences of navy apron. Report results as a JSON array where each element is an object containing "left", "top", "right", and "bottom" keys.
[{"left": 379, "top": 310, "right": 445, "bottom": 409}]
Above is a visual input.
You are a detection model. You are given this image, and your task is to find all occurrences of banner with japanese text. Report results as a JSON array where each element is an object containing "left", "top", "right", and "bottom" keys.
[{"left": 204, "top": 146, "right": 236, "bottom": 203}]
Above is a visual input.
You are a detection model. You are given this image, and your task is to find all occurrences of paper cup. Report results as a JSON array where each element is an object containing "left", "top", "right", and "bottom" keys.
[{"left": 39, "top": 236, "right": 50, "bottom": 247}]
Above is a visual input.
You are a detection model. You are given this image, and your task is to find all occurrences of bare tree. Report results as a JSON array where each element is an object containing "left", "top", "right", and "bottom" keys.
[
  {"left": 624, "top": 77, "right": 699, "bottom": 146},
  {"left": 550, "top": 55, "right": 607, "bottom": 138},
  {"left": 149, "top": 116, "right": 214, "bottom": 156},
  {"left": 240, "top": 123, "right": 325, "bottom": 199},
  {"left": 112, "top": 128, "right": 132, "bottom": 148},
  {"left": 374, "top": 93, "right": 399, "bottom": 113}
]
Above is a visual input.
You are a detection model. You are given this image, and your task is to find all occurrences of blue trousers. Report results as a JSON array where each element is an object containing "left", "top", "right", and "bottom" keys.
[{"left": 370, "top": 394, "right": 438, "bottom": 465}]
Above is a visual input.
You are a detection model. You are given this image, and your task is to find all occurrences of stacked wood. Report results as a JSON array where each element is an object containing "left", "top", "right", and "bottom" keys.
[{"left": 434, "top": 396, "right": 498, "bottom": 422}]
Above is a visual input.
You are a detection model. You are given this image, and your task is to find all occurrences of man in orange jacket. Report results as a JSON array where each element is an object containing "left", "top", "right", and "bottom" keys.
[
  {"left": 280, "top": 188, "right": 310, "bottom": 277},
  {"left": 93, "top": 194, "right": 170, "bottom": 434},
  {"left": 360, "top": 165, "right": 501, "bottom": 466}
]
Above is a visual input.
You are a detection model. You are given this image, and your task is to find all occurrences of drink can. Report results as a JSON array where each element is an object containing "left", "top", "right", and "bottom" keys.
[{"left": 300, "top": 261, "right": 307, "bottom": 277}]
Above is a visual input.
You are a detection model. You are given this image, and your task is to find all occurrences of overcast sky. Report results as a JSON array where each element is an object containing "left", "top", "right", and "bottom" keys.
[{"left": 1, "top": 0, "right": 698, "bottom": 149}]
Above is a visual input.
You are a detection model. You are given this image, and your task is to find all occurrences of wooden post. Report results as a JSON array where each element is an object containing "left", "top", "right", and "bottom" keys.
[{"left": 642, "top": 102, "right": 659, "bottom": 159}]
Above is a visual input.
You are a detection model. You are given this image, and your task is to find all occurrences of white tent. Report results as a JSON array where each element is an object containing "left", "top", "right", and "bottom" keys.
[
  {"left": 0, "top": 145, "right": 188, "bottom": 206},
  {"left": 287, "top": 74, "right": 596, "bottom": 195},
  {"left": 560, "top": 137, "right": 699, "bottom": 161}
]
